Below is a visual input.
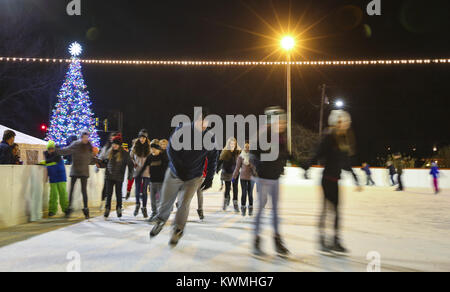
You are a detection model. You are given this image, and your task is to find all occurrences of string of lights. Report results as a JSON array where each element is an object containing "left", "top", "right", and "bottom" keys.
[{"left": 1, "top": 56, "right": 450, "bottom": 66}]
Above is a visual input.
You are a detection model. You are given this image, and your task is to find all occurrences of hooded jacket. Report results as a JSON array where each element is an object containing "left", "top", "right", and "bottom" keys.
[{"left": 43, "top": 151, "right": 67, "bottom": 183}]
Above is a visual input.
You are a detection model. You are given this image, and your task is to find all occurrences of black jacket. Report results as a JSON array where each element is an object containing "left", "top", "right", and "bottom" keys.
[
  {"left": 140, "top": 152, "right": 169, "bottom": 183},
  {"left": 167, "top": 123, "right": 218, "bottom": 182},
  {"left": 250, "top": 127, "right": 288, "bottom": 180},
  {"left": 101, "top": 149, "right": 134, "bottom": 182},
  {"left": 217, "top": 150, "right": 240, "bottom": 174},
  {"left": 304, "top": 131, "right": 359, "bottom": 184},
  {"left": 0, "top": 141, "right": 14, "bottom": 165}
]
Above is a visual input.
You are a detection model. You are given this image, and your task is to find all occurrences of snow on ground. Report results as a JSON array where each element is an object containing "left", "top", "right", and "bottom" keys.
[{"left": 0, "top": 185, "right": 449, "bottom": 272}]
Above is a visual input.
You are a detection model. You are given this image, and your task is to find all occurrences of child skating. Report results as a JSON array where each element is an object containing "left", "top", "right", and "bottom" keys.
[{"left": 40, "top": 141, "right": 69, "bottom": 217}]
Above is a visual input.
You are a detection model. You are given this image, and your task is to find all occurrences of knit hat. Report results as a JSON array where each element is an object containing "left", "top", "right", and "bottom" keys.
[
  {"left": 79, "top": 130, "right": 90, "bottom": 138},
  {"left": 112, "top": 134, "right": 123, "bottom": 145},
  {"left": 264, "top": 106, "right": 287, "bottom": 124},
  {"left": 138, "top": 129, "right": 148, "bottom": 138},
  {"left": 47, "top": 140, "right": 56, "bottom": 150},
  {"left": 328, "top": 110, "right": 351, "bottom": 127}
]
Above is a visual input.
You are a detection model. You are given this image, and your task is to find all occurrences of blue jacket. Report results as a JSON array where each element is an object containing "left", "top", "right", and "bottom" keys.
[
  {"left": 167, "top": 123, "right": 218, "bottom": 182},
  {"left": 0, "top": 141, "right": 14, "bottom": 165},
  {"left": 44, "top": 151, "right": 67, "bottom": 183},
  {"left": 362, "top": 165, "right": 371, "bottom": 175},
  {"left": 430, "top": 166, "right": 440, "bottom": 179}
]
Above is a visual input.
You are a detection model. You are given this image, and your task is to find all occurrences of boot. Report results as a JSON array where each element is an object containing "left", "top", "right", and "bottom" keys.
[
  {"left": 148, "top": 213, "right": 158, "bottom": 223},
  {"left": 134, "top": 203, "right": 140, "bottom": 216},
  {"left": 126, "top": 191, "right": 131, "bottom": 200},
  {"left": 65, "top": 208, "right": 72, "bottom": 219},
  {"left": 241, "top": 206, "right": 247, "bottom": 217},
  {"left": 233, "top": 200, "right": 239, "bottom": 213},
  {"left": 104, "top": 207, "right": 110, "bottom": 218},
  {"left": 150, "top": 219, "right": 165, "bottom": 238},
  {"left": 329, "top": 236, "right": 348, "bottom": 254},
  {"left": 82, "top": 208, "right": 90, "bottom": 220},
  {"left": 223, "top": 197, "right": 229, "bottom": 211},
  {"left": 197, "top": 209, "right": 204, "bottom": 220},
  {"left": 274, "top": 234, "right": 290, "bottom": 257},
  {"left": 141, "top": 207, "right": 149, "bottom": 219},
  {"left": 48, "top": 212, "right": 56, "bottom": 217},
  {"left": 318, "top": 234, "right": 331, "bottom": 253},
  {"left": 116, "top": 207, "right": 122, "bottom": 218},
  {"left": 248, "top": 206, "right": 254, "bottom": 216},
  {"left": 169, "top": 228, "right": 184, "bottom": 247},
  {"left": 253, "top": 236, "right": 265, "bottom": 257}
]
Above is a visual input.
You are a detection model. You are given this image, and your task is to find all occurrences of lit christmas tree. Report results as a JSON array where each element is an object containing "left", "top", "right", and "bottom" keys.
[{"left": 46, "top": 42, "right": 100, "bottom": 147}]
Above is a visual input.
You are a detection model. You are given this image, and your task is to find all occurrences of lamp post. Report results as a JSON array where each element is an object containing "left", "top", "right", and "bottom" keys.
[{"left": 281, "top": 36, "right": 295, "bottom": 154}]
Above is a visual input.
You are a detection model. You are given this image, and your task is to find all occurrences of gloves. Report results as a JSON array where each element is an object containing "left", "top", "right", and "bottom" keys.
[
  {"left": 38, "top": 160, "right": 46, "bottom": 166},
  {"left": 232, "top": 178, "right": 236, "bottom": 184},
  {"left": 201, "top": 178, "right": 213, "bottom": 191}
]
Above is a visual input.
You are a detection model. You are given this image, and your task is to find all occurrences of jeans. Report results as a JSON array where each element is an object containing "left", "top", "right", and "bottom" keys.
[
  {"left": 397, "top": 173, "right": 404, "bottom": 190},
  {"left": 68, "top": 176, "right": 88, "bottom": 209},
  {"left": 366, "top": 175, "right": 375, "bottom": 186},
  {"left": 105, "top": 179, "right": 123, "bottom": 210},
  {"left": 196, "top": 178, "right": 205, "bottom": 211},
  {"left": 240, "top": 179, "right": 254, "bottom": 207},
  {"left": 157, "top": 169, "right": 203, "bottom": 230},
  {"left": 254, "top": 177, "right": 280, "bottom": 236},
  {"left": 149, "top": 182, "right": 163, "bottom": 215},
  {"left": 135, "top": 176, "right": 150, "bottom": 207},
  {"left": 224, "top": 180, "right": 239, "bottom": 202}
]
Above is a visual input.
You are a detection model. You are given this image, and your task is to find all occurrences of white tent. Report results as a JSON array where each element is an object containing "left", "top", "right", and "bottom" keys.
[{"left": 0, "top": 125, "right": 47, "bottom": 165}]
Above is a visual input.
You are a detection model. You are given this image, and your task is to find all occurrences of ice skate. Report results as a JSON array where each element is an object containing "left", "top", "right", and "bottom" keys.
[
  {"left": 248, "top": 206, "right": 254, "bottom": 216},
  {"left": 274, "top": 234, "right": 290, "bottom": 258},
  {"left": 169, "top": 228, "right": 184, "bottom": 247},
  {"left": 233, "top": 200, "right": 239, "bottom": 213},
  {"left": 134, "top": 203, "right": 140, "bottom": 217},
  {"left": 104, "top": 207, "right": 110, "bottom": 219},
  {"left": 82, "top": 208, "right": 90, "bottom": 220},
  {"left": 241, "top": 206, "right": 247, "bottom": 217},
  {"left": 141, "top": 207, "right": 149, "bottom": 219},
  {"left": 150, "top": 219, "right": 165, "bottom": 238},
  {"left": 329, "top": 237, "right": 349, "bottom": 255},
  {"left": 197, "top": 209, "right": 204, "bottom": 221},
  {"left": 252, "top": 236, "right": 266, "bottom": 257}
]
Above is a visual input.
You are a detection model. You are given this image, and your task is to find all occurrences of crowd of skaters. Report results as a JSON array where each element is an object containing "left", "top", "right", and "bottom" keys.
[{"left": 0, "top": 107, "right": 443, "bottom": 256}]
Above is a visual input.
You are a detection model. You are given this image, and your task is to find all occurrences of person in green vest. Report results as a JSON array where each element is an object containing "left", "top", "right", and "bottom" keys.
[{"left": 40, "top": 141, "right": 69, "bottom": 217}]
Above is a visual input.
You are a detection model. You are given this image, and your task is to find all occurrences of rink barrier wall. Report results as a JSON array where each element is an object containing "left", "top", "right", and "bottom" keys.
[{"left": 0, "top": 165, "right": 448, "bottom": 229}]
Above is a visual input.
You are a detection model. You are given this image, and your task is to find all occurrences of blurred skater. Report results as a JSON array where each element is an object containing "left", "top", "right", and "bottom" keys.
[
  {"left": 430, "top": 162, "right": 440, "bottom": 194},
  {"left": 251, "top": 107, "right": 290, "bottom": 257},
  {"left": 393, "top": 153, "right": 404, "bottom": 191},
  {"left": 361, "top": 163, "right": 375, "bottom": 186},
  {"left": 386, "top": 161, "right": 396, "bottom": 186},
  {"left": 150, "top": 108, "right": 218, "bottom": 247},
  {"left": 303, "top": 110, "right": 361, "bottom": 254}
]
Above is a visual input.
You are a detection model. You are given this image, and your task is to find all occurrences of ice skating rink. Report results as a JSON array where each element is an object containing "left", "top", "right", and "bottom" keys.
[{"left": 0, "top": 185, "right": 449, "bottom": 272}]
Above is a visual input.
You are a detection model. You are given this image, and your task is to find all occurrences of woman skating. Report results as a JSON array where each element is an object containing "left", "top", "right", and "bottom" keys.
[
  {"left": 99, "top": 134, "right": 134, "bottom": 219},
  {"left": 140, "top": 139, "right": 168, "bottom": 221},
  {"left": 430, "top": 162, "right": 440, "bottom": 194},
  {"left": 217, "top": 137, "right": 241, "bottom": 212},
  {"left": 57, "top": 130, "right": 97, "bottom": 219},
  {"left": 130, "top": 129, "right": 151, "bottom": 218},
  {"left": 232, "top": 141, "right": 256, "bottom": 216},
  {"left": 303, "top": 110, "right": 361, "bottom": 254}
]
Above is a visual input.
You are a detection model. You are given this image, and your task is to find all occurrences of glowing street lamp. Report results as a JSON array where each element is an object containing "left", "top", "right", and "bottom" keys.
[
  {"left": 335, "top": 99, "right": 345, "bottom": 109},
  {"left": 280, "top": 36, "right": 296, "bottom": 155}
]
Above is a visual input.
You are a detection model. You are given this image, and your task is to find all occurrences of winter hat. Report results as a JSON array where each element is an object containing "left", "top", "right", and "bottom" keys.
[
  {"left": 47, "top": 140, "right": 56, "bottom": 150},
  {"left": 328, "top": 110, "right": 351, "bottom": 127},
  {"left": 112, "top": 134, "right": 123, "bottom": 145},
  {"left": 138, "top": 129, "right": 148, "bottom": 138},
  {"left": 264, "top": 106, "right": 287, "bottom": 124},
  {"left": 150, "top": 139, "right": 162, "bottom": 150}
]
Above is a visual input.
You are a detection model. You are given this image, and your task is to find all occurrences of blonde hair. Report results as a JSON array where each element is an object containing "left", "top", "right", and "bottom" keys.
[{"left": 328, "top": 110, "right": 351, "bottom": 127}]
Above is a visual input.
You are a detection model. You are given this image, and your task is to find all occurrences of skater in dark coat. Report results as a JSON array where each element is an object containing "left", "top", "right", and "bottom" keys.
[
  {"left": 56, "top": 130, "right": 98, "bottom": 219},
  {"left": 386, "top": 161, "right": 396, "bottom": 186},
  {"left": 150, "top": 110, "right": 218, "bottom": 247},
  {"left": 393, "top": 153, "right": 405, "bottom": 191},
  {"left": 217, "top": 137, "right": 241, "bottom": 212},
  {"left": 250, "top": 107, "right": 290, "bottom": 257},
  {"left": 100, "top": 134, "right": 134, "bottom": 218},
  {"left": 303, "top": 110, "right": 361, "bottom": 254}
]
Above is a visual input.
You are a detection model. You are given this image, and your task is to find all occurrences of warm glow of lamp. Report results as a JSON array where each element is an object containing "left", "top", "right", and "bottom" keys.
[{"left": 280, "top": 36, "right": 295, "bottom": 51}]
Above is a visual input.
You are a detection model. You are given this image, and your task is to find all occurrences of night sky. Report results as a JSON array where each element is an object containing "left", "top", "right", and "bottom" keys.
[{"left": 1, "top": 0, "right": 450, "bottom": 164}]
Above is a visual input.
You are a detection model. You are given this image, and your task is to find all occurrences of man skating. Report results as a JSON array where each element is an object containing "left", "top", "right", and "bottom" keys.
[{"left": 150, "top": 110, "right": 218, "bottom": 247}]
